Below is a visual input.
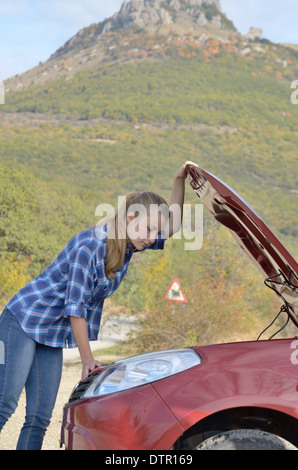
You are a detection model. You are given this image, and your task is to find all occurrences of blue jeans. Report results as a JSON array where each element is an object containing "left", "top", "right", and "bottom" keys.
[{"left": 0, "top": 307, "right": 63, "bottom": 450}]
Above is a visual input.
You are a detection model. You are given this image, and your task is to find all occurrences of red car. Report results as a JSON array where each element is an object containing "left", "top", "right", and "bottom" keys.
[{"left": 60, "top": 167, "right": 298, "bottom": 451}]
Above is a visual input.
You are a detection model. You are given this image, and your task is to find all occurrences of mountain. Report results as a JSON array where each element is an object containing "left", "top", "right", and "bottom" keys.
[
  {"left": 51, "top": 0, "right": 235, "bottom": 58},
  {"left": 4, "top": 0, "right": 263, "bottom": 92},
  {"left": 1, "top": 1, "right": 297, "bottom": 247}
]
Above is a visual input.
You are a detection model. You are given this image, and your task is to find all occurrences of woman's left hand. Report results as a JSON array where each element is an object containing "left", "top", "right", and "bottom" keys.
[
  {"left": 175, "top": 161, "right": 198, "bottom": 180},
  {"left": 81, "top": 358, "right": 102, "bottom": 381}
]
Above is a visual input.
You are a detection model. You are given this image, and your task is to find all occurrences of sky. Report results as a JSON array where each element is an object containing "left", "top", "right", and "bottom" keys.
[{"left": 0, "top": 0, "right": 297, "bottom": 82}]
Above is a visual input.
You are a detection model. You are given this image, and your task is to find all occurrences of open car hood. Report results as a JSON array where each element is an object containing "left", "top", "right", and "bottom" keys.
[{"left": 187, "top": 166, "right": 298, "bottom": 328}]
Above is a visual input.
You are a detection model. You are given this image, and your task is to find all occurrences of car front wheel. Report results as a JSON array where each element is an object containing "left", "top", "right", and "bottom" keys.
[{"left": 195, "top": 429, "right": 297, "bottom": 450}]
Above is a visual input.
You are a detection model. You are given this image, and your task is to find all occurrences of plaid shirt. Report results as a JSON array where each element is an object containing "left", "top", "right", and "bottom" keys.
[{"left": 6, "top": 225, "right": 165, "bottom": 348}]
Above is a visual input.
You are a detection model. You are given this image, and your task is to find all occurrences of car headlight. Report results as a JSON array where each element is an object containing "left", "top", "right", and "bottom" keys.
[{"left": 83, "top": 348, "right": 201, "bottom": 398}]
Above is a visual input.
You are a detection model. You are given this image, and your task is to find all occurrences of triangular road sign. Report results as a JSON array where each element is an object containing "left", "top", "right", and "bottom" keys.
[{"left": 162, "top": 278, "right": 187, "bottom": 303}]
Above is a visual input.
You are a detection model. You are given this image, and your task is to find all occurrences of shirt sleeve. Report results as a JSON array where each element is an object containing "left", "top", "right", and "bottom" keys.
[
  {"left": 63, "top": 245, "right": 96, "bottom": 318},
  {"left": 146, "top": 231, "right": 166, "bottom": 251}
]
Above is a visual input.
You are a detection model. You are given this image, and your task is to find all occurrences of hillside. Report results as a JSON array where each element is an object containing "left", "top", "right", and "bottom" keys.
[{"left": 0, "top": 0, "right": 297, "bottom": 345}]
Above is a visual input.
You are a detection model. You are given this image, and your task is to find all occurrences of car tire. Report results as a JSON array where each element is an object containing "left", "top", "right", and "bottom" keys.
[{"left": 194, "top": 429, "right": 297, "bottom": 450}]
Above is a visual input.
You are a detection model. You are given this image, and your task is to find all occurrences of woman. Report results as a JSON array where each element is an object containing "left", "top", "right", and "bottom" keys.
[{"left": 0, "top": 161, "right": 192, "bottom": 450}]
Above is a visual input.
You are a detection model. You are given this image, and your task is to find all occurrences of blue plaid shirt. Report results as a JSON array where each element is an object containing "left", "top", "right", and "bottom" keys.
[{"left": 6, "top": 225, "right": 165, "bottom": 348}]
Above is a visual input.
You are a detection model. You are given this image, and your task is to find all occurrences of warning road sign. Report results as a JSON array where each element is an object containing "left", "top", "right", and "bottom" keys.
[{"left": 162, "top": 278, "right": 187, "bottom": 303}]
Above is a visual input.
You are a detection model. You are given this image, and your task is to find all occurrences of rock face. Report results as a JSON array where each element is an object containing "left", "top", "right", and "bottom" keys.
[
  {"left": 49, "top": 0, "right": 234, "bottom": 61},
  {"left": 245, "top": 27, "right": 263, "bottom": 41},
  {"left": 102, "top": 0, "right": 172, "bottom": 34},
  {"left": 101, "top": 0, "right": 224, "bottom": 35}
]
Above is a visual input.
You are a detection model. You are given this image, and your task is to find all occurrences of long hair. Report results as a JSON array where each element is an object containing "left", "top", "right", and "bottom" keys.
[{"left": 96, "top": 191, "right": 168, "bottom": 279}]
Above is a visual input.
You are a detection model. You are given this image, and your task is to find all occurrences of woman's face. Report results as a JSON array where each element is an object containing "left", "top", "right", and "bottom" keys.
[{"left": 126, "top": 210, "right": 164, "bottom": 250}]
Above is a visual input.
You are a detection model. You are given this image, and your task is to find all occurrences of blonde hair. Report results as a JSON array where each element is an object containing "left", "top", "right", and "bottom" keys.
[{"left": 97, "top": 192, "right": 168, "bottom": 279}]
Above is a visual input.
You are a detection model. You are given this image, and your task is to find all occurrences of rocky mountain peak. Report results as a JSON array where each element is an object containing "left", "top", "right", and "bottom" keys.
[
  {"left": 101, "top": 0, "right": 226, "bottom": 36},
  {"left": 50, "top": 0, "right": 235, "bottom": 60}
]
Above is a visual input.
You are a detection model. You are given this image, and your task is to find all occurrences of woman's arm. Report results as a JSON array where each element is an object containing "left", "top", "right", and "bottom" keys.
[
  {"left": 168, "top": 161, "right": 198, "bottom": 238},
  {"left": 70, "top": 316, "right": 101, "bottom": 380}
]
